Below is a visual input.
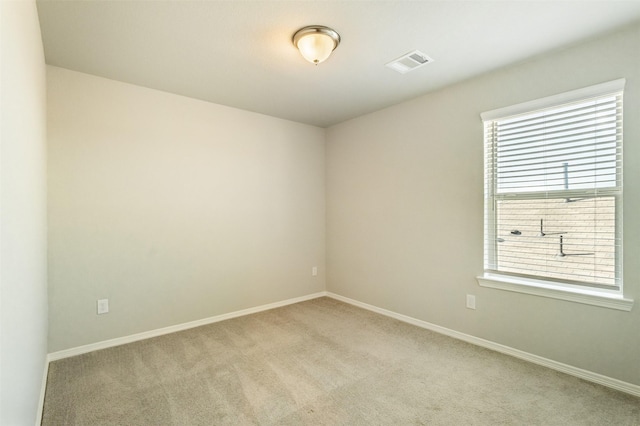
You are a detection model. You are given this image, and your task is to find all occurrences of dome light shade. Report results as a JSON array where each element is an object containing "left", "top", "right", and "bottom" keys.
[{"left": 293, "top": 26, "right": 340, "bottom": 65}]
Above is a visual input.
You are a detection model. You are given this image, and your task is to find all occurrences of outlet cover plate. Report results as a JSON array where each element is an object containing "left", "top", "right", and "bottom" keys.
[
  {"left": 97, "top": 299, "right": 109, "bottom": 314},
  {"left": 466, "top": 295, "right": 476, "bottom": 310}
]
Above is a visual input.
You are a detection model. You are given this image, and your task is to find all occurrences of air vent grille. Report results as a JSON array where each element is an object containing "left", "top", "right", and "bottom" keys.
[{"left": 386, "top": 50, "right": 434, "bottom": 74}]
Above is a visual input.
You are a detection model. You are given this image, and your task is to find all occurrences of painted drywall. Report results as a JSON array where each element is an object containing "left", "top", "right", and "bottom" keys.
[
  {"left": 0, "top": 1, "right": 49, "bottom": 424},
  {"left": 47, "top": 67, "right": 325, "bottom": 352},
  {"left": 326, "top": 23, "right": 640, "bottom": 385}
]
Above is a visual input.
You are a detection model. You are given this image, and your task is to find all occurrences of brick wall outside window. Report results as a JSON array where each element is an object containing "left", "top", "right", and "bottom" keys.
[{"left": 495, "top": 197, "right": 616, "bottom": 286}]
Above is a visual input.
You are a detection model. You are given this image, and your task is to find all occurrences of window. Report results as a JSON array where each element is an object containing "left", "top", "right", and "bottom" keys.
[{"left": 481, "top": 79, "right": 624, "bottom": 296}]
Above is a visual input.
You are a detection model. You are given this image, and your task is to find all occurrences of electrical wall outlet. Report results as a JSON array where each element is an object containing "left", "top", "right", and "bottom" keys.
[
  {"left": 312, "top": 266, "right": 318, "bottom": 276},
  {"left": 466, "top": 294, "right": 476, "bottom": 310},
  {"left": 97, "top": 299, "right": 109, "bottom": 315}
]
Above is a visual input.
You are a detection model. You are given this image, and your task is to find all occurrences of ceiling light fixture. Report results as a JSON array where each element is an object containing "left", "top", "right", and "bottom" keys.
[{"left": 292, "top": 25, "right": 341, "bottom": 65}]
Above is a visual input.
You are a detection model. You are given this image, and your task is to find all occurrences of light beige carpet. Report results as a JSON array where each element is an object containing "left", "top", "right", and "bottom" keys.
[{"left": 42, "top": 297, "right": 639, "bottom": 425}]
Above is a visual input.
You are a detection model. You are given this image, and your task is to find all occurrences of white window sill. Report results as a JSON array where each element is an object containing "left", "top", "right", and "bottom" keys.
[{"left": 476, "top": 274, "right": 634, "bottom": 311}]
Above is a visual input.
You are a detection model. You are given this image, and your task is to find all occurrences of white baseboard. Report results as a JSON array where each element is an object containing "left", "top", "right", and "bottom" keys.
[
  {"left": 47, "top": 291, "right": 327, "bottom": 362},
  {"left": 326, "top": 292, "right": 640, "bottom": 398},
  {"left": 35, "top": 356, "right": 49, "bottom": 426}
]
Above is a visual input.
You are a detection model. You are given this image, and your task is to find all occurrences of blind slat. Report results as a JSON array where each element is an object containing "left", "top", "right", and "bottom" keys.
[
  {"left": 497, "top": 99, "right": 621, "bottom": 133},
  {"left": 497, "top": 114, "right": 619, "bottom": 141}
]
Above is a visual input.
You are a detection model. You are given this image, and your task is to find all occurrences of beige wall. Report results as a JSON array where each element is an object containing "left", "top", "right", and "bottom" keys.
[
  {"left": 47, "top": 67, "right": 325, "bottom": 352},
  {"left": 0, "top": 1, "right": 49, "bottom": 424},
  {"left": 326, "top": 23, "right": 640, "bottom": 385}
]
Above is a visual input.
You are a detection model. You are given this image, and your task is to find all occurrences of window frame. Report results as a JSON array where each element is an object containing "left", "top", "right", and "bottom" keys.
[{"left": 477, "top": 79, "right": 633, "bottom": 310}]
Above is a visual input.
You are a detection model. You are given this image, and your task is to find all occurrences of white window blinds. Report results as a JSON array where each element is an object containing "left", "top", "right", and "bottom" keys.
[{"left": 482, "top": 80, "right": 624, "bottom": 289}]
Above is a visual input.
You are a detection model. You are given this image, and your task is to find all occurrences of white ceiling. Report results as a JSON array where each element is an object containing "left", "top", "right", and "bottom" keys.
[{"left": 37, "top": 1, "right": 640, "bottom": 128}]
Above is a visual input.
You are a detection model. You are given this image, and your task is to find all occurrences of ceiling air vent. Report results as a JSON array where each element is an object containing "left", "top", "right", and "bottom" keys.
[{"left": 385, "top": 50, "right": 434, "bottom": 74}]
